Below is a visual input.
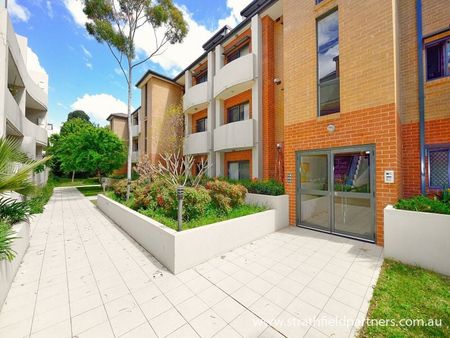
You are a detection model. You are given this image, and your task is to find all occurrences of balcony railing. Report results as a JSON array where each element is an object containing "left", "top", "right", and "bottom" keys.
[
  {"left": 214, "top": 53, "right": 255, "bottom": 99},
  {"left": 183, "top": 131, "right": 210, "bottom": 155},
  {"left": 213, "top": 119, "right": 254, "bottom": 152},
  {"left": 183, "top": 82, "right": 208, "bottom": 114}
]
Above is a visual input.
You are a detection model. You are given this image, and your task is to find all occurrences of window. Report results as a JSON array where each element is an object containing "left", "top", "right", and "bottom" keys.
[
  {"left": 144, "top": 121, "right": 148, "bottom": 153},
  {"left": 429, "top": 148, "right": 450, "bottom": 188},
  {"left": 317, "top": 10, "right": 340, "bottom": 116},
  {"left": 132, "top": 140, "right": 139, "bottom": 152},
  {"left": 195, "top": 71, "right": 207, "bottom": 84},
  {"left": 228, "top": 161, "right": 250, "bottom": 180},
  {"left": 316, "top": 0, "right": 325, "bottom": 4},
  {"left": 226, "top": 43, "right": 249, "bottom": 63},
  {"left": 196, "top": 117, "right": 207, "bottom": 133},
  {"left": 426, "top": 39, "right": 450, "bottom": 80},
  {"left": 227, "top": 102, "right": 249, "bottom": 123}
]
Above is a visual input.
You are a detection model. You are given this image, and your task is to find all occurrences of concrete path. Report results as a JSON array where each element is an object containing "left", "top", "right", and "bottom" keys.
[{"left": 0, "top": 188, "right": 383, "bottom": 338}]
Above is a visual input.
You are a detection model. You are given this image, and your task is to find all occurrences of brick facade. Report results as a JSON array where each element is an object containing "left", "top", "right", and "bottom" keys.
[
  {"left": 224, "top": 150, "right": 253, "bottom": 178},
  {"left": 191, "top": 109, "right": 207, "bottom": 134}
]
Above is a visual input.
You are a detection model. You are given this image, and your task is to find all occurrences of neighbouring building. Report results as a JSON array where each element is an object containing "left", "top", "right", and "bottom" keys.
[
  {"left": 125, "top": 0, "right": 449, "bottom": 246},
  {"left": 0, "top": 5, "right": 49, "bottom": 185},
  {"left": 107, "top": 112, "right": 129, "bottom": 175}
]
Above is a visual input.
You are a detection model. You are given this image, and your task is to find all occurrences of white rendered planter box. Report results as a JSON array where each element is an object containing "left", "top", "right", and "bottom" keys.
[
  {"left": 0, "top": 221, "right": 30, "bottom": 311},
  {"left": 98, "top": 193, "right": 289, "bottom": 274},
  {"left": 384, "top": 205, "right": 450, "bottom": 276}
]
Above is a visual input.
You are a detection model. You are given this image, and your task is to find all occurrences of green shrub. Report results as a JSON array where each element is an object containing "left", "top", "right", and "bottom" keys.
[
  {"left": 205, "top": 180, "right": 247, "bottom": 213},
  {"left": 112, "top": 179, "right": 140, "bottom": 199},
  {"left": 0, "top": 222, "right": 17, "bottom": 262},
  {"left": 0, "top": 197, "right": 30, "bottom": 224},
  {"left": 240, "top": 179, "right": 285, "bottom": 196},
  {"left": 28, "top": 182, "right": 54, "bottom": 214},
  {"left": 395, "top": 195, "right": 450, "bottom": 215},
  {"left": 183, "top": 186, "right": 211, "bottom": 221}
]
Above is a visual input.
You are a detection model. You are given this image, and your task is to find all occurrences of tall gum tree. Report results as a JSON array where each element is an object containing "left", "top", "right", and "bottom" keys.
[{"left": 83, "top": 0, "right": 188, "bottom": 199}]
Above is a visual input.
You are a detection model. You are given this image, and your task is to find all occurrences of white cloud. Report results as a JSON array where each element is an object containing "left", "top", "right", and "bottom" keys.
[
  {"left": 70, "top": 93, "right": 130, "bottom": 122},
  {"left": 86, "top": 62, "right": 93, "bottom": 69},
  {"left": 63, "top": 0, "right": 253, "bottom": 75},
  {"left": 27, "top": 47, "right": 47, "bottom": 75},
  {"left": 8, "top": 0, "right": 30, "bottom": 22},
  {"left": 63, "top": 0, "right": 87, "bottom": 26},
  {"left": 81, "top": 45, "right": 92, "bottom": 58},
  {"left": 46, "top": 0, "right": 53, "bottom": 18}
]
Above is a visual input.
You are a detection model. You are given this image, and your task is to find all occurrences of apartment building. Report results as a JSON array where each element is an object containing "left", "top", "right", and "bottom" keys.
[
  {"left": 127, "top": 0, "right": 449, "bottom": 245},
  {"left": 0, "top": 5, "right": 49, "bottom": 185}
]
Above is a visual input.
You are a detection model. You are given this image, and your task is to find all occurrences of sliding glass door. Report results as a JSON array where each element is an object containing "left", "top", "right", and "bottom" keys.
[{"left": 297, "top": 146, "right": 376, "bottom": 242}]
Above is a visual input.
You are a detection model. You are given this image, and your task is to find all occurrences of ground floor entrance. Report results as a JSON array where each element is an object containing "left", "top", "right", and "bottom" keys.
[{"left": 296, "top": 145, "right": 376, "bottom": 242}]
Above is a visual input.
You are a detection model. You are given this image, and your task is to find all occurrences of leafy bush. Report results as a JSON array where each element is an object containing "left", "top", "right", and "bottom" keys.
[
  {"left": 240, "top": 179, "right": 285, "bottom": 196},
  {"left": 0, "top": 222, "right": 17, "bottom": 262},
  {"left": 205, "top": 180, "right": 247, "bottom": 213},
  {"left": 0, "top": 197, "right": 30, "bottom": 224},
  {"left": 28, "top": 182, "right": 54, "bottom": 214},
  {"left": 112, "top": 179, "right": 138, "bottom": 199},
  {"left": 183, "top": 186, "right": 211, "bottom": 221},
  {"left": 395, "top": 195, "right": 450, "bottom": 215}
]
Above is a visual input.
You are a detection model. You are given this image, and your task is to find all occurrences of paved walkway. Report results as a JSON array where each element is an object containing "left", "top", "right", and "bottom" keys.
[{"left": 0, "top": 188, "right": 383, "bottom": 338}]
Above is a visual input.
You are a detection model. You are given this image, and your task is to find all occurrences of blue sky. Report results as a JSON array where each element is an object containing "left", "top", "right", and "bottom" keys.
[{"left": 7, "top": 0, "right": 252, "bottom": 131}]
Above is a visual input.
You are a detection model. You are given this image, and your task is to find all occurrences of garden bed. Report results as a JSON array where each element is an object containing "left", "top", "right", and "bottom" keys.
[
  {"left": 0, "top": 221, "right": 30, "bottom": 311},
  {"left": 98, "top": 193, "right": 289, "bottom": 274},
  {"left": 384, "top": 205, "right": 450, "bottom": 276}
]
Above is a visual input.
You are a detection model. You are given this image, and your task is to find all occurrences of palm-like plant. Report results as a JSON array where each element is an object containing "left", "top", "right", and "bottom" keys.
[
  {"left": 0, "top": 137, "right": 49, "bottom": 195},
  {"left": 0, "top": 222, "right": 18, "bottom": 262}
]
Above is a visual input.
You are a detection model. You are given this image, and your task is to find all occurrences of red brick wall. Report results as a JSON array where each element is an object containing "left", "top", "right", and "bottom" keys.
[
  {"left": 224, "top": 90, "right": 252, "bottom": 123},
  {"left": 224, "top": 150, "right": 253, "bottom": 178},
  {"left": 262, "top": 16, "right": 276, "bottom": 180},
  {"left": 191, "top": 109, "right": 207, "bottom": 133},
  {"left": 284, "top": 103, "right": 402, "bottom": 245},
  {"left": 402, "top": 117, "right": 450, "bottom": 197}
]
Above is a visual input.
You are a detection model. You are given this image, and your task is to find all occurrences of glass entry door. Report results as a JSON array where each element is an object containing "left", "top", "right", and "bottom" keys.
[{"left": 297, "top": 146, "right": 376, "bottom": 242}]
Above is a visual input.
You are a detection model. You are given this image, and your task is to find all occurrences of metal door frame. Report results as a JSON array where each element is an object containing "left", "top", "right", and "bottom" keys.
[{"left": 296, "top": 145, "right": 376, "bottom": 243}]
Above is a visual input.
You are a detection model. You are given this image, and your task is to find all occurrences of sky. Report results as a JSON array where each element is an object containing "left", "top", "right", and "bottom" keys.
[{"left": 7, "top": 0, "right": 253, "bottom": 131}]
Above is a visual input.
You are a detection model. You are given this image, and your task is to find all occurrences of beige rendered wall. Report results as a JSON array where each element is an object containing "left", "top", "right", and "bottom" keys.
[{"left": 139, "top": 76, "right": 183, "bottom": 163}]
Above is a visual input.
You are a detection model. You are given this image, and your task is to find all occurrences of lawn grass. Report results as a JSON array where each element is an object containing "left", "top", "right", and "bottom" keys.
[
  {"left": 358, "top": 259, "right": 450, "bottom": 337},
  {"left": 77, "top": 186, "right": 103, "bottom": 197},
  {"left": 139, "top": 204, "right": 266, "bottom": 231},
  {"left": 50, "top": 176, "right": 100, "bottom": 187}
]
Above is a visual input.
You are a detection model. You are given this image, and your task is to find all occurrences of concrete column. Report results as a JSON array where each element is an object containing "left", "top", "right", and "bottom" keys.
[
  {"left": 215, "top": 44, "right": 224, "bottom": 73},
  {"left": 184, "top": 114, "right": 191, "bottom": 136},
  {"left": 185, "top": 70, "right": 192, "bottom": 91},
  {"left": 215, "top": 152, "right": 224, "bottom": 177},
  {"left": 0, "top": 11, "right": 8, "bottom": 138},
  {"left": 21, "top": 136, "right": 36, "bottom": 160},
  {"left": 251, "top": 14, "right": 262, "bottom": 179},
  {"left": 207, "top": 50, "right": 216, "bottom": 177}
]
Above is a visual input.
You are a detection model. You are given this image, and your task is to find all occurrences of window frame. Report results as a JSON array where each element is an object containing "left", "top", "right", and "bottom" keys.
[
  {"left": 316, "top": 8, "right": 340, "bottom": 117},
  {"left": 195, "top": 117, "right": 207, "bottom": 133},
  {"left": 195, "top": 71, "right": 208, "bottom": 84},
  {"left": 425, "top": 37, "right": 450, "bottom": 81},
  {"left": 227, "top": 160, "right": 250, "bottom": 180},
  {"left": 225, "top": 43, "right": 250, "bottom": 63},
  {"left": 227, "top": 101, "right": 249, "bottom": 124},
  {"left": 427, "top": 147, "right": 450, "bottom": 189}
]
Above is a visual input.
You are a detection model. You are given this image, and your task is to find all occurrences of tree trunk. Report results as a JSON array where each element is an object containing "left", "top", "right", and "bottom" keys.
[
  {"left": 125, "top": 63, "right": 133, "bottom": 200},
  {"left": 72, "top": 170, "right": 75, "bottom": 182}
]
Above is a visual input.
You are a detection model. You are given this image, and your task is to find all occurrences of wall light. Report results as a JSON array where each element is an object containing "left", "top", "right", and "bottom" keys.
[{"left": 327, "top": 124, "right": 336, "bottom": 133}]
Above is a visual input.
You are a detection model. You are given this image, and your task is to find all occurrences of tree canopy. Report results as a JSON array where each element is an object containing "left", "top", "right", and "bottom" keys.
[
  {"left": 48, "top": 119, "right": 126, "bottom": 179},
  {"left": 67, "top": 110, "right": 90, "bottom": 122},
  {"left": 83, "top": 0, "right": 188, "bottom": 199}
]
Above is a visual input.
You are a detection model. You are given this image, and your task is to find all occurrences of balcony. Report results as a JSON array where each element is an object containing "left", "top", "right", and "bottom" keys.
[
  {"left": 183, "top": 82, "right": 208, "bottom": 114},
  {"left": 131, "top": 151, "right": 140, "bottom": 163},
  {"left": 213, "top": 119, "right": 255, "bottom": 152},
  {"left": 183, "top": 131, "right": 210, "bottom": 155},
  {"left": 131, "top": 124, "right": 139, "bottom": 138},
  {"left": 214, "top": 53, "right": 255, "bottom": 100}
]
